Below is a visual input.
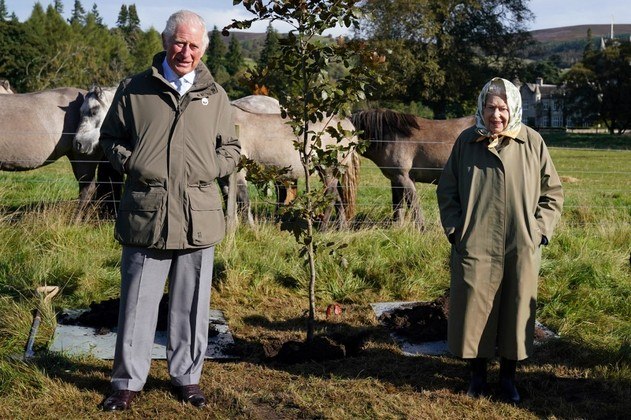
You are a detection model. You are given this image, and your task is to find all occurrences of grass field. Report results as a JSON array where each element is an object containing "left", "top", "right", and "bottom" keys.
[{"left": 0, "top": 132, "right": 629, "bottom": 419}]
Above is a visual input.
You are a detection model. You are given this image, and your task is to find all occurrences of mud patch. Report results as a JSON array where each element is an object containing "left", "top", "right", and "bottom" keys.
[
  {"left": 372, "top": 296, "right": 558, "bottom": 356},
  {"left": 50, "top": 295, "right": 234, "bottom": 360}
]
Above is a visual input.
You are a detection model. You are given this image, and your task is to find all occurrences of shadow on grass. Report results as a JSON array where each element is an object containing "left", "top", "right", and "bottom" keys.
[
  {"left": 38, "top": 351, "right": 171, "bottom": 396},
  {"left": 233, "top": 314, "right": 630, "bottom": 419},
  {"left": 36, "top": 312, "right": 629, "bottom": 418}
]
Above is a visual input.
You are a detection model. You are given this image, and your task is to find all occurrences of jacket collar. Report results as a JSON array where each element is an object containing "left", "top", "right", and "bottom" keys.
[
  {"left": 464, "top": 124, "right": 527, "bottom": 144},
  {"left": 150, "top": 51, "right": 217, "bottom": 96}
]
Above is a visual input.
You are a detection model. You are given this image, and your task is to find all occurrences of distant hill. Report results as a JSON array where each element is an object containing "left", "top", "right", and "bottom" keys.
[
  {"left": 524, "top": 24, "right": 631, "bottom": 68},
  {"left": 530, "top": 24, "right": 631, "bottom": 42},
  {"left": 220, "top": 25, "right": 631, "bottom": 68}
]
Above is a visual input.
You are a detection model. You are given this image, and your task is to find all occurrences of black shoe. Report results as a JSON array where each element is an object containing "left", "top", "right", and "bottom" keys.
[
  {"left": 174, "top": 384, "right": 206, "bottom": 408},
  {"left": 498, "top": 357, "right": 521, "bottom": 404},
  {"left": 467, "top": 375, "right": 489, "bottom": 398},
  {"left": 101, "top": 389, "right": 138, "bottom": 411},
  {"left": 466, "top": 358, "right": 489, "bottom": 398},
  {"left": 499, "top": 377, "right": 521, "bottom": 404}
]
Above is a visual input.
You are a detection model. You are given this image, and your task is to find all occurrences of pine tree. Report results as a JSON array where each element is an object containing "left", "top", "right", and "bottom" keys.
[
  {"left": 69, "top": 0, "right": 86, "bottom": 25},
  {"left": 116, "top": 5, "right": 128, "bottom": 29},
  {"left": 89, "top": 3, "right": 103, "bottom": 26},
  {"left": 258, "top": 23, "right": 280, "bottom": 69},
  {"left": 127, "top": 4, "right": 140, "bottom": 32},
  {"left": 257, "top": 23, "right": 284, "bottom": 96},
  {"left": 0, "top": 0, "right": 8, "bottom": 21},
  {"left": 225, "top": 34, "right": 244, "bottom": 76},
  {"left": 53, "top": 0, "right": 63, "bottom": 14},
  {"left": 206, "top": 26, "right": 227, "bottom": 76}
]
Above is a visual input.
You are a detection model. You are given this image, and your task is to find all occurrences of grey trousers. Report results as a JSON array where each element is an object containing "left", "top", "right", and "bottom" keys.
[{"left": 111, "top": 246, "right": 214, "bottom": 391}]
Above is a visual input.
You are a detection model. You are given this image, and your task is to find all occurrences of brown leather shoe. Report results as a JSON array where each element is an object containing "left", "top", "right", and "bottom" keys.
[
  {"left": 174, "top": 384, "right": 206, "bottom": 408},
  {"left": 101, "top": 389, "right": 138, "bottom": 411}
]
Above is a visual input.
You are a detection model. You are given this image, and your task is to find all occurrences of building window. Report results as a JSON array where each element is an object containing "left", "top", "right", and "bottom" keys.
[
  {"left": 552, "top": 114, "right": 563, "bottom": 127},
  {"left": 541, "top": 116, "right": 550, "bottom": 127}
]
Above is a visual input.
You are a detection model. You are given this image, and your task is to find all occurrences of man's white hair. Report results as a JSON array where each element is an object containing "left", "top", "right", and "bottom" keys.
[{"left": 162, "top": 10, "right": 209, "bottom": 52}]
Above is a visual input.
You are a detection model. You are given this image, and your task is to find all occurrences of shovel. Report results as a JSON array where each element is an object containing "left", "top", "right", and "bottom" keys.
[{"left": 23, "top": 286, "right": 60, "bottom": 360}]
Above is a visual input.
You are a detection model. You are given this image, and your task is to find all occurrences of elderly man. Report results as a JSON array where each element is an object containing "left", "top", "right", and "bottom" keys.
[{"left": 99, "top": 10, "right": 240, "bottom": 411}]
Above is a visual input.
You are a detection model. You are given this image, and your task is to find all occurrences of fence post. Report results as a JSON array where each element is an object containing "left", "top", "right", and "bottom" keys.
[{"left": 225, "top": 124, "right": 239, "bottom": 236}]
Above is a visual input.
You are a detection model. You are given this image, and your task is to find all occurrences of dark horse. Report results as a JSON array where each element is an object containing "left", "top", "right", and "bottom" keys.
[{"left": 352, "top": 109, "right": 474, "bottom": 229}]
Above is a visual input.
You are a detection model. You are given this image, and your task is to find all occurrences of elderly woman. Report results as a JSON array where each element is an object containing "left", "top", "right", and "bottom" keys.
[{"left": 436, "top": 77, "right": 563, "bottom": 403}]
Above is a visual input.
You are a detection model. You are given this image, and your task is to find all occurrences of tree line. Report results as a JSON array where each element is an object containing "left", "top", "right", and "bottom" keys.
[{"left": 0, "top": 0, "right": 629, "bottom": 132}]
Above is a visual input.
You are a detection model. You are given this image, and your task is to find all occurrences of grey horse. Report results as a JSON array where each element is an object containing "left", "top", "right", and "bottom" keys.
[
  {"left": 0, "top": 87, "right": 106, "bottom": 203},
  {"left": 0, "top": 80, "right": 13, "bottom": 94},
  {"left": 74, "top": 89, "right": 360, "bottom": 227}
]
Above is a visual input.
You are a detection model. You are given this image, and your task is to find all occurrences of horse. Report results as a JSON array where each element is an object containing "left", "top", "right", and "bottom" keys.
[
  {"left": 0, "top": 80, "right": 13, "bottom": 94},
  {"left": 230, "top": 95, "right": 360, "bottom": 227},
  {"left": 73, "top": 86, "right": 122, "bottom": 215},
  {"left": 0, "top": 87, "right": 107, "bottom": 204},
  {"left": 351, "top": 108, "right": 475, "bottom": 230},
  {"left": 74, "top": 89, "right": 360, "bottom": 227}
]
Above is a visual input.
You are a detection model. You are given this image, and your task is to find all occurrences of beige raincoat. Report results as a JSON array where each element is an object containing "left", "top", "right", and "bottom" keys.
[{"left": 436, "top": 78, "right": 563, "bottom": 360}]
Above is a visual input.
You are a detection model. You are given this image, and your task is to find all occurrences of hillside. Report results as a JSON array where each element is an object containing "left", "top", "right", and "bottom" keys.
[
  {"left": 221, "top": 25, "right": 631, "bottom": 68},
  {"left": 530, "top": 24, "right": 631, "bottom": 42},
  {"left": 524, "top": 24, "right": 631, "bottom": 67}
]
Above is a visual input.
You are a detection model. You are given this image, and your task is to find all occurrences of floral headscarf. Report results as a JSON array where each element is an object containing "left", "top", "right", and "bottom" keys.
[{"left": 475, "top": 77, "right": 522, "bottom": 147}]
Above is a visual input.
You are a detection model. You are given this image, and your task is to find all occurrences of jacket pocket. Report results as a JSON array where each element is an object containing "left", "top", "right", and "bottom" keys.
[
  {"left": 115, "top": 187, "right": 166, "bottom": 247},
  {"left": 187, "top": 184, "right": 225, "bottom": 246}
]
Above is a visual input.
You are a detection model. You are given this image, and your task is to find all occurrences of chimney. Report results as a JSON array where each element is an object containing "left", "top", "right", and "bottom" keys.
[{"left": 536, "top": 77, "right": 543, "bottom": 86}]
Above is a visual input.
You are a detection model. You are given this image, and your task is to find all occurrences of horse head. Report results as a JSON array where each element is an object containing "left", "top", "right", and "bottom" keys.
[
  {"left": 74, "top": 85, "right": 116, "bottom": 155},
  {"left": 0, "top": 79, "right": 13, "bottom": 94}
]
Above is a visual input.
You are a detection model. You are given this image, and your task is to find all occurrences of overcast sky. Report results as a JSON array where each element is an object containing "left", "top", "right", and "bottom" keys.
[{"left": 5, "top": 0, "right": 631, "bottom": 35}]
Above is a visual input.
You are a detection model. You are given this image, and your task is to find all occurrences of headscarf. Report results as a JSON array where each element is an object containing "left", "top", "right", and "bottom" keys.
[{"left": 475, "top": 77, "right": 522, "bottom": 148}]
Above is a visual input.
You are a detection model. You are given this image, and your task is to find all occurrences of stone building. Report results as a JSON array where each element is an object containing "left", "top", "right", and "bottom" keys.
[{"left": 514, "top": 77, "right": 588, "bottom": 129}]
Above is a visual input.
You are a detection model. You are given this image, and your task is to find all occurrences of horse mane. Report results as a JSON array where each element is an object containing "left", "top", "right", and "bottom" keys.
[{"left": 351, "top": 109, "right": 421, "bottom": 150}]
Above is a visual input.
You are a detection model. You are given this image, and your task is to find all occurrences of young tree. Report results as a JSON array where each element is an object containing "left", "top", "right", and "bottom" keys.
[
  {"left": 226, "top": 0, "right": 381, "bottom": 345},
  {"left": 130, "top": 27, "right": 162, "bottom": 73}
]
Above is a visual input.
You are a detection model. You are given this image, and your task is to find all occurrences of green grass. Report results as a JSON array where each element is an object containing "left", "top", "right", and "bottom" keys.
[
  {"left": 543, "top": 130, "right": 631, "bottom": 150},
  {"left": 0, "top": 132, "right": 629, "bottom": 418},
  {"left": 0, "top": 159, "right": 78, "bottom": 210}
]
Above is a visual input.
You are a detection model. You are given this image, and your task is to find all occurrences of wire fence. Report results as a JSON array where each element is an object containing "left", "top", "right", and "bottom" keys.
[{"left": 1, "top": 145, "right": 630, "bottom": 229}]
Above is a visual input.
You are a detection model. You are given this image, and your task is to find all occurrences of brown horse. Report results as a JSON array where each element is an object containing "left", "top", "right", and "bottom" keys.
[{"left": 351, "top": 109, "right": 474, "bottom": 229}]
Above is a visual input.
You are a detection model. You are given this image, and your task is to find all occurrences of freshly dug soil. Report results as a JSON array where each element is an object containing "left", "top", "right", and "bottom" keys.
[
  {"left": 264, "top": 329, "right": 372, "bottom": 364},
  {"left": 378, "top": 295, "right": 557, "bottom": 344},
  {"left": 60, "top": 295, "right": 219, "bottom": 336},
  {"left": 378, "top": 296, "right": 450, "bottom": 343}
]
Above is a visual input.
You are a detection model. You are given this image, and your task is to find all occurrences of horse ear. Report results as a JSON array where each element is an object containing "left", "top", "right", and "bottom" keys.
[{"left": 88, "top": 83, "right": 102, "bottom": 97}]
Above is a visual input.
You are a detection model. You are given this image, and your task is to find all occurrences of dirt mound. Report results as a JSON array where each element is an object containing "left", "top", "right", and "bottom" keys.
[
  {"left": 378, "top": 296, "right": 449, "bottom": 343},
  {"left": 60, "top": 295, "right": 218, "bottom": 336}
]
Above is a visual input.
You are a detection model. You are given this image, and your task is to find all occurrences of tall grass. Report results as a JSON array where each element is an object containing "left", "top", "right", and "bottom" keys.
[{"left": 0, "top": 132, "right": 629, "bottom": 417}]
